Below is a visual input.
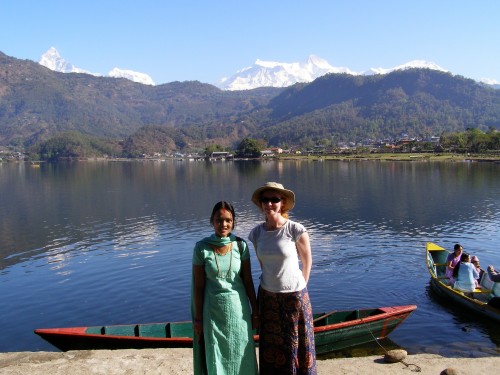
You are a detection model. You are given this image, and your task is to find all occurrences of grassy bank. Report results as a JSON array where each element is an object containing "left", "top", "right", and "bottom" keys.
[{"left": 276, "top": 152, "right": 500, "bottom": 162}]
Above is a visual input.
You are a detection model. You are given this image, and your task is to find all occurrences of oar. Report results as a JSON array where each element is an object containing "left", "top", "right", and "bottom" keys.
[{"left": 313, "top": 309, "right": 338, "bottom": 324}]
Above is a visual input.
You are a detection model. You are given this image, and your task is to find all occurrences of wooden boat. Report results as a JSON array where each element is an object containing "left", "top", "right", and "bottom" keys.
[
  {"left": 426, "top": 242, "right": 500, "bottom": 322},
  {"left": 35, "top": 305, "right": 416, "bottom": 353}
]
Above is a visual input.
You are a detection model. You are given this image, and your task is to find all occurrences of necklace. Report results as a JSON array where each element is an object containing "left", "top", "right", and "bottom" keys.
[
  {"left": 212, "top": 243, "right": 232, "bottom": 255},
  {"left": 210, "top": 243, "right": 233, "bottom": 278}
]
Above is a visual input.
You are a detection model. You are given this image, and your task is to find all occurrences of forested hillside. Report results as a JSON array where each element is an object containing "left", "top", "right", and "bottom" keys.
[
  {"left": 1, "top": 51, "right": 499, "bottom": 152},
  {"left": 259, "top": 70, "right": 500, "bottom": 146},
  {"left": 0, "top": 52, "right": 278, "bottom": 147}
]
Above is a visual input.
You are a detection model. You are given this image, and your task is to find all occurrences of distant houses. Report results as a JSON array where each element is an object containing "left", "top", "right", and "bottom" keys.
[
  {"left": 260, "top": 147, "right": 284, "bottom": 157},
  {"left": 208, "top": 151, "right": 233, "bottom": 160}
]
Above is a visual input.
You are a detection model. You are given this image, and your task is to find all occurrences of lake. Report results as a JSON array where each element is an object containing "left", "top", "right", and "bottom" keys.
[{"left": 0, "top": 159, "right": 499, "bottom": 356}]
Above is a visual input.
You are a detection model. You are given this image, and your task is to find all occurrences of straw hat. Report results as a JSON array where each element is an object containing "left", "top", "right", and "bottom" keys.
[{"left": 251, "top": 182, "right": 295, "bottom": 211}]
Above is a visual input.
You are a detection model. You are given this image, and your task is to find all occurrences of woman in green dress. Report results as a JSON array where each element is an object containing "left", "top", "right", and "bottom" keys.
[{"left": 191, "top": 201, "right": 258, "bottom": 375}]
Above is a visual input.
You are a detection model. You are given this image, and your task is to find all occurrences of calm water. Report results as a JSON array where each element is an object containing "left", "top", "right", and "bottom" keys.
[{"left": 0, "top": 159, "right": 499, "bottom": 356}]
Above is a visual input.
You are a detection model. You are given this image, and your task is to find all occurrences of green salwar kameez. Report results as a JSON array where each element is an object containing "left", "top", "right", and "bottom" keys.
[{"left": 191, "top": 234, "right": 258, "bottom": 375}]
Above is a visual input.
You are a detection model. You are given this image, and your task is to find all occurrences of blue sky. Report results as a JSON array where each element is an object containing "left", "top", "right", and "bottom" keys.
[{"left": 1, "top": 0, "right": 499, "bottom": 85}]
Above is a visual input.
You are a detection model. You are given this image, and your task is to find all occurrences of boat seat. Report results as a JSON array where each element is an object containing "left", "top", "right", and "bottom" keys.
[
  {"left": 103, "top": 325, "right": 136, "bottom": 337},
  {"left": 492, "top": 282, "right": 500, "bottom": 297},
  {"left": 168, "top": 322, "right": 193, "bottom": 339},
  {"left": 428, "top": 254, "right": 447, "bottom": 277},
  {"left": 478, "top": 272, "right": 500, "bottom": 296},
  {"left": 480, "top": 272, "right": 494, "bottom": 290},
  {"left": 473, "top": 287, "right": 492, "bottom": 294},
  {"left": 138, "top": 324, "right": 167, "bottom": 338}
]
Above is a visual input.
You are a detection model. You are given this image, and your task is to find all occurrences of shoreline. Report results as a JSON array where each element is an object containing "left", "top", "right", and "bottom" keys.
[
  {"left": 0, "top": 349, "right": 499, "bottom": 375},
  {"left": 4, "top": 151, "right": 500, "bottom": 164}
]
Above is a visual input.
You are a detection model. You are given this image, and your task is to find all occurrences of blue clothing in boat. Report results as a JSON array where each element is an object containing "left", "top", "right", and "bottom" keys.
[{"left": 453, "top": 262, "right": 479, "bottom": 293}]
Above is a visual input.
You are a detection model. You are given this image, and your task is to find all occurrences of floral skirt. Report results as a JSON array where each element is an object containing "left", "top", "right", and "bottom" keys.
[{"left": 258, "top": 287, "right": 317, "bottom": 375}]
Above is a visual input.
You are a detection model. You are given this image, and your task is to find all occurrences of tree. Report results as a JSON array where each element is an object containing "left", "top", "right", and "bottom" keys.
[
  {"left": 440, "top": 128, "right": 499, "bottom": 153},
  {"left": 236, "top": 138, "right": 262, "bottom": 158},
  {"left": 29, "top": 131, "right": 118, "bottom": 161},
  {"left": 465, "top": 128, "right": 488, "bottom": 152}
]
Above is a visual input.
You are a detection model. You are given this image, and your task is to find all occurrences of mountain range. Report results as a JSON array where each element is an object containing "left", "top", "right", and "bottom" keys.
[
  {"left": 39, "top": 48, "right": 464, "bottom": 90},
  {"left": 39, "top": 47, "right": 155, "bottom": 86},
  {"left": 1, "top": 50, "right": 499, "bottom": 151},
  {"left": 217, "top": 56, "right": 451, "bottom": 91}
]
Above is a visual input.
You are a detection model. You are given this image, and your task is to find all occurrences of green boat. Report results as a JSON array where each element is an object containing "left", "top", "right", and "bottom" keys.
[
  {"left": 426, "top": 242, "right": 500, "bottom": 322},
  {"left": 35, "top": 305, "right": 416, "bottom": 354}
]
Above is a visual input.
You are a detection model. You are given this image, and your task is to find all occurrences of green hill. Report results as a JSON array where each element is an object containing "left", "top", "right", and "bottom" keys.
[{"left": 1, "top": 51, "right": 499, "bottom": 151}]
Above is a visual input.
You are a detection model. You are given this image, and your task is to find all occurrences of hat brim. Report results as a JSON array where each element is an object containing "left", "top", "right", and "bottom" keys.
[{"left": 251, "top": 186, "right": 295, "bottom": 211}]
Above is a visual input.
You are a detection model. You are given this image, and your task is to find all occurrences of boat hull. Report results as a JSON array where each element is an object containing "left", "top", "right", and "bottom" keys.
[
  {"left": 35, "top": 305, "right": 416, "bottom": 353},
  {"left": 313, "top": 306, "right": 416, "bottom": 354},
  {"left": 426, "top": 242, "right": 500, "bottom": 322}
]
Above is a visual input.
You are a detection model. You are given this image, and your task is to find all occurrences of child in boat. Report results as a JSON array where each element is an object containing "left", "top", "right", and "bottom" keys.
[{"left": 453, "top": 253, "right": 479, "bottom": 293}]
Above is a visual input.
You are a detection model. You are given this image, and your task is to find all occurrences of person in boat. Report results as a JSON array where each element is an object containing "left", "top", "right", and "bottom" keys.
[
  {"left": 249, "top": 182, "right": 317, "bottom": 375},
  {"left": 445, "top": 243, "right": 463, "bottom": 284},
  {"left": 487, "top": 265, "right": 500, "bottom": 282},
  {"left": 452, "top": 253, "right": 479, "bottom": 293},
  {"left": 191, "top": 201, "right": 258, "bottom": 375},
  {"left": 486, "top": 267, "right": 500, "bottom": 309},
  {"left": 470, "top": 255, "right": 484, "bottom": 286}
]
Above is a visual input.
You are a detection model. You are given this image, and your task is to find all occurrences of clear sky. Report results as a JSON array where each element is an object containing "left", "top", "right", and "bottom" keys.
[{"left": 1, "top": 0, "right": 499, "bottom": 85}]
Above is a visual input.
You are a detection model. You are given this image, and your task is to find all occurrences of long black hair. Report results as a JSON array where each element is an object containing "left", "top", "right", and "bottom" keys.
[
  {"left": 210, "top": 201, "right": 236, "bottom": 229},
  {"left": 453, "top": 253, "right": 470, "bottom": 278}
]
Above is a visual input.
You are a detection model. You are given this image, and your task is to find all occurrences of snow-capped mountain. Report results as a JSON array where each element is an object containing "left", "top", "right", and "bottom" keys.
[
  {"left": 363, "top": 60, "right": 447, "bottom": 75},
  {"left": 217, "top": 55, "right": 356, "bottom": 91},
  {"left": 217, "top": 56, "right": 449, "bottom": 91},
  {"left": 39, "top": 47, "right": 155, "bottom": 85},
  {"left": 107, "top": 67, "right": 155, "bottom": 86},
  {"left": 479, "top": 77, "right": 500, "bottom": 89},
  {"left": 38, "top": 48, "right": 498, "bottom": 90},
  {"left": 39, "top": 47, "right": 90, "bottom": 74}
]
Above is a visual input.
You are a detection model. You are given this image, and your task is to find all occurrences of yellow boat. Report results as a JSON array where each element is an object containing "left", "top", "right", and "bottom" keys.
[{"left": 425, "top": 242, "right": 500, "bottom": 322}]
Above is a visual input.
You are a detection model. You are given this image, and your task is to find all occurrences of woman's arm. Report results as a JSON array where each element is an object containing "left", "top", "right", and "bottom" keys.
[
  {"left": 296, "top": 231, "right": 312, "bottom": 283},
  {"left": 487, "top": 266, "right": 500, "bottom": 282},
  {"left": 471, "top": 265, "right": 479, "bottom": 279},
  {"left": 240, "top": 259, "right": 259, "bottom": 329},
  {"left": 446, "top": 258, "right": 453, "bottom": 271},
  {"left": 192, "top": 264, "right": 205, "bottom": 341}
]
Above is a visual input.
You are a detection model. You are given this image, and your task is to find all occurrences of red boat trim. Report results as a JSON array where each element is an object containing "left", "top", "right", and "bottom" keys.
[
  {"left": 34, "top": 328, "right": 193, "bottom": 345},
  {"left": 313, "top": 305, "right": 416, "bottom": 333}
]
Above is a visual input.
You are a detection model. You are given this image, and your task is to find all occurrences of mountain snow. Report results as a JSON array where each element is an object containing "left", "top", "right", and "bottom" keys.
[
  {"left": 39, "top": 47, "right": 90, "bottom": 74},
  {"left": 108, "top": 68, "right": 155, "bottom": 86},
  {"left": 363, "top": 60, "right": 448, "bottom": 76},
  {"left": 217, "top": 55, "right": 356, "bottom": 91},
  {"left": 38, "top": 47, "right": 497, "bottom": 90},
  {"left": 217, "top": 56, "right": 449, "bottom": 90},
  {"left": 39, "top": 47, "right": 155, "bottom": 85},
  {"left": 479, "top": 77, "right": 500, "bottom": 85}
]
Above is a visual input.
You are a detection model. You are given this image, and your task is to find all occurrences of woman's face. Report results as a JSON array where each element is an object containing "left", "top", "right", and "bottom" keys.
[
  {"left": 455, "top": 247, "right": 463, "bottom": 256},
  {"left": 260, "top": 190, "right": 283, "bottom": 215},
  {"left": 211, "top": 208, "right": 234, "bottom": 238}
]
